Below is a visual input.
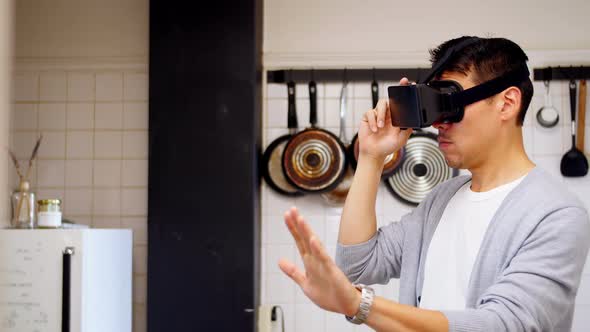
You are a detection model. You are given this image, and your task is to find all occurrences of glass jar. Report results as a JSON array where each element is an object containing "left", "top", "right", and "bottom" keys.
[
  {"left": 10, "top": 181, "right": 35, "bottom": 229},
  {"left": 37, "top": 199, "right": 62, "bottom": 228}
]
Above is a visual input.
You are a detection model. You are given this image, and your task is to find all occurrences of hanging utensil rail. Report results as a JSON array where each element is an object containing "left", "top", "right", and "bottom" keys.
[
  {"left": 267, "top": 66, "right": 590, "bottom": 84},
  {"left": 267, "top": 68, "right": 429, "bottom": 83},
  {"left": 533, "top": 66, "right": 590, "bottom": 81}
]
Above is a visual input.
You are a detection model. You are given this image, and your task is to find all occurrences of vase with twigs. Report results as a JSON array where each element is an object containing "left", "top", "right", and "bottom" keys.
[{"left": 8, "top": 134, "right": 42, "bottom": 229}]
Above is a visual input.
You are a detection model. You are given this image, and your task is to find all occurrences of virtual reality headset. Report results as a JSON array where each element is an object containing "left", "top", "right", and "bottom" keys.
[{"left": 388, "top": 38, "right": 531, "bottom": 128}]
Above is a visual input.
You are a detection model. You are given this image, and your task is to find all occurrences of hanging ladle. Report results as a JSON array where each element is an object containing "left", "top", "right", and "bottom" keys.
[{"left": 536, "top": 81, "right": 559, "bottom": 128}]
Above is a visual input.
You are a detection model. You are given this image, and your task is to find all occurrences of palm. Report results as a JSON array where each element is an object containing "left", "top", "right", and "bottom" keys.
[
  {"left": 299, "top": 247, "right": 357, "bottom": 313},
  {"left": 279, "top": 207, "right": 359, "bottom": 316}
]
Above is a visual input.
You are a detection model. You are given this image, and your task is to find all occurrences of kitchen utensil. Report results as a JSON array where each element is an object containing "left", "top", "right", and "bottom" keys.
[
  {"left": 536, "top": 81, "right": 560, "bottom": 128},
  {"left": 385, "top": 130, "right": 458, "bottom": 205},
  {"left": 577, "top": 80, "right": 586, "bottom": 151},
  {"left": 371, "top": 70, "right": 379, "bottom": 108},
  {"left": 261, "top": 81, "right": 302, "bottom": 196},
  {"left": 282, "top": 80, "right": 348, "bottom": 193},
  {"left": 560, "top": 80, "right": 588, "bottom": 177},
  {"left": 322, "top": 81, "right": 354, "bottom": 205}
]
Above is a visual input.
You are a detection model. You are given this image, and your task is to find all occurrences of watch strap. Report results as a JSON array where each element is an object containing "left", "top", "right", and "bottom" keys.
[{"left": 345, "top": 284, "right": 375, "bottom": 325}]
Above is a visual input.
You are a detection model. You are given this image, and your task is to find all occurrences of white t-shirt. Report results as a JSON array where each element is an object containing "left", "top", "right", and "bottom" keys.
[{"left": 418, "top": 174, "right": 527, "bottom": 310}]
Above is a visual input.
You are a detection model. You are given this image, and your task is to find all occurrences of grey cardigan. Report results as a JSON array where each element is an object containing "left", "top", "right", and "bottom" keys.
[{"left": 335, "top": 167, "right": 590, "bottom": 332}]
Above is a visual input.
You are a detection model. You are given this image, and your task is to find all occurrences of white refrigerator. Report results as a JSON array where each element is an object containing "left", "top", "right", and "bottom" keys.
[{"left": 0, "top": 229, "right": 132, "bottom": 332}]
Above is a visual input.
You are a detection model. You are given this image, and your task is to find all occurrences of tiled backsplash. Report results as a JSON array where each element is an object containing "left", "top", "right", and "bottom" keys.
[
  {"left": 261, "top": 76, "right": 590, "bottom": 332},
  {"left": 11, "top": 67, "right": 148, "bottom": 332}
]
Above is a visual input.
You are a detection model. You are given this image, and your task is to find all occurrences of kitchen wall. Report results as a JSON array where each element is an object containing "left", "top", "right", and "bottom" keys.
[
  {"left": 0, "top": 0, "right": 14, "bottom": 229},
  {"left": 15, "top": 0, "right": 148, "bottom": 58},
  {"left": 13, "top": 1, "right": 148, "bottom": 331},
  {"left": 264, "top": 0, "right": 590, "bottom": 68}
]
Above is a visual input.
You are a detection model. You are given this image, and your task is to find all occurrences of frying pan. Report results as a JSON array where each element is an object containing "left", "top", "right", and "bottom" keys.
[
  {"left": 261, "top": 80, "right": 302, "bottom": 196},
  {"left": 282, "top": 80, "right": 348, "bottom": 193},
  {"left": 385, "top": 130, "right": 458, "bottom": 205},
  {"left": 349, "top": 79, "right": 405, "bottom": 178},
  {"left": 322, "top": 82, "right": 354, "bottom": 205}
]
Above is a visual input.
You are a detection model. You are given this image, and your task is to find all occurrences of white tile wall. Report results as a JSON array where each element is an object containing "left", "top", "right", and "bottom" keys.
[
  {"left": 10, "top": 68, "right": 148, "bottom": 332},
  {"left": 262, "top": 78, "right": 590, "bottom": 332}
]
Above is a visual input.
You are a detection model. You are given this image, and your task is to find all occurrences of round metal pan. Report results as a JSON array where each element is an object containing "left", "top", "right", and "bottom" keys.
[
  {"left": 385, "top": 130, "right": 458, "bottom": 205},
  {"left": 349, "top": 133, "right": 405, "bottom": 178},
  {"left": 282, "top": 80, "right": 348, "bottom": 194},
  {"left": 261, "top": 80, "right": 302, "bottom": 196}
]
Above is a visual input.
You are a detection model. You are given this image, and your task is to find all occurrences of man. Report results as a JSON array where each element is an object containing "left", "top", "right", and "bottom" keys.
[{"left": 278, "top": 36, "right": 590, "bottom": 331}]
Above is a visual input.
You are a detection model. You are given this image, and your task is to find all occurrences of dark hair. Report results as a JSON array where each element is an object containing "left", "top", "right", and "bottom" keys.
[{"left": 429, "top": 36, "right": 533, "bottom": 126}]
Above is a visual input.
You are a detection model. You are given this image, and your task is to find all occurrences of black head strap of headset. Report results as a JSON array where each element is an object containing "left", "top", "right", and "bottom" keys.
[
  {"left": 446, "top": 64, "right": 530, "bottom": 109},
  {"left": 421, "top": 36, "right": 530, "bottom": 109}
]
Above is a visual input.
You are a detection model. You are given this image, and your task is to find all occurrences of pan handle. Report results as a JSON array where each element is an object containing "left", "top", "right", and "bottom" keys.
[
  {"left": 339, "top": 82, "right": 348, "bottom": 143},
  {"left": 371, "top": 79, "right": 379, "bottom": 108},
  {"left": 569, "top": 80, "right": 577, "bottom": 148},
  {"left": 287, "top": 81, "right": 298, "bottom": 132},
  {"left": 309, "top": 81, "right": 317, "bottom": 127},
  {"left": 570, "top": 80, "right": 577, "bottom": 122}
]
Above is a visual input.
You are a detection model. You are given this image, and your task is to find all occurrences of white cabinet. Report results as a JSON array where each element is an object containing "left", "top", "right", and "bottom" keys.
[{"left": 0, "top": 229, "right": 132, "bottom": 332}]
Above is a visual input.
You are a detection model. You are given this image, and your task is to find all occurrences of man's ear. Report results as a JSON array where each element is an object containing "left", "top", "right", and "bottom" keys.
[{"left": 499, "top": 87, "right": 522, "bottom": 123}]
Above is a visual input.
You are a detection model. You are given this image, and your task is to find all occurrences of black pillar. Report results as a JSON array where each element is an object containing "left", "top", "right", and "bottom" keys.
[{"left": 148, "top": 0, "right": 262, "bottom": 330}]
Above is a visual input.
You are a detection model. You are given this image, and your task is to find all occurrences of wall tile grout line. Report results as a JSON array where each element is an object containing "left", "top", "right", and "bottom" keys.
[
  {"left": 14, "top": 128, "right": 148, "bottom": 133},
  {"left": 34, "top": 73, "right": 40, "bottom": 196},
  {"left": 90, "top": 71, "right": 97, "bottom": 227},
  {"left": 64, "top": 72, "right": 69, "bottom": 210},
  {"left": 120, "top": 73, "right": 126, "bottom": 229}
]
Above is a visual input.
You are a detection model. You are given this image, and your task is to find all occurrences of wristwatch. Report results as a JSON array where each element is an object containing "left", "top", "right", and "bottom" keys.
[{"left": 345, "top": 284, "right": 375, "bottom": 325}]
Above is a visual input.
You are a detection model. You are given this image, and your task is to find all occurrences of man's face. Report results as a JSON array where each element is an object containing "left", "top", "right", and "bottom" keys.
[{"left": 433, "top": 71, "right": 502, "bottom": 170}]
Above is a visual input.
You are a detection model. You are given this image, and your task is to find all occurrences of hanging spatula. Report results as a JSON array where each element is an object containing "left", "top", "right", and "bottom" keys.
[{"left": 560, "top": 80, "right": 589, "bottom": 177}]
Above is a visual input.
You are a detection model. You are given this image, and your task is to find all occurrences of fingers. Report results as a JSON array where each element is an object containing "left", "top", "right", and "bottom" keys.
[
  {"left": 309, "top": 236, "right": 334, "bottom": 267},
  {"left": 399, "top": 77, "right": 410, "bottom": 86},
  {"left": 278, "top": 258, "right": 306, "bottom": 286},
  {"left": 375, "top": 99, "right": 388, "bottom": 129},
  {"left": 295, "top": 214, "right": 318, "bottom": 249},
  {"left": 295, "top": 215, "right": 314, "bottom": 257},
  {"left": 285, "top": 207, "right": 307, "bottom": 257},
  {"left": 363, "top": 109, "right": 378, "bottom": 133}
]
